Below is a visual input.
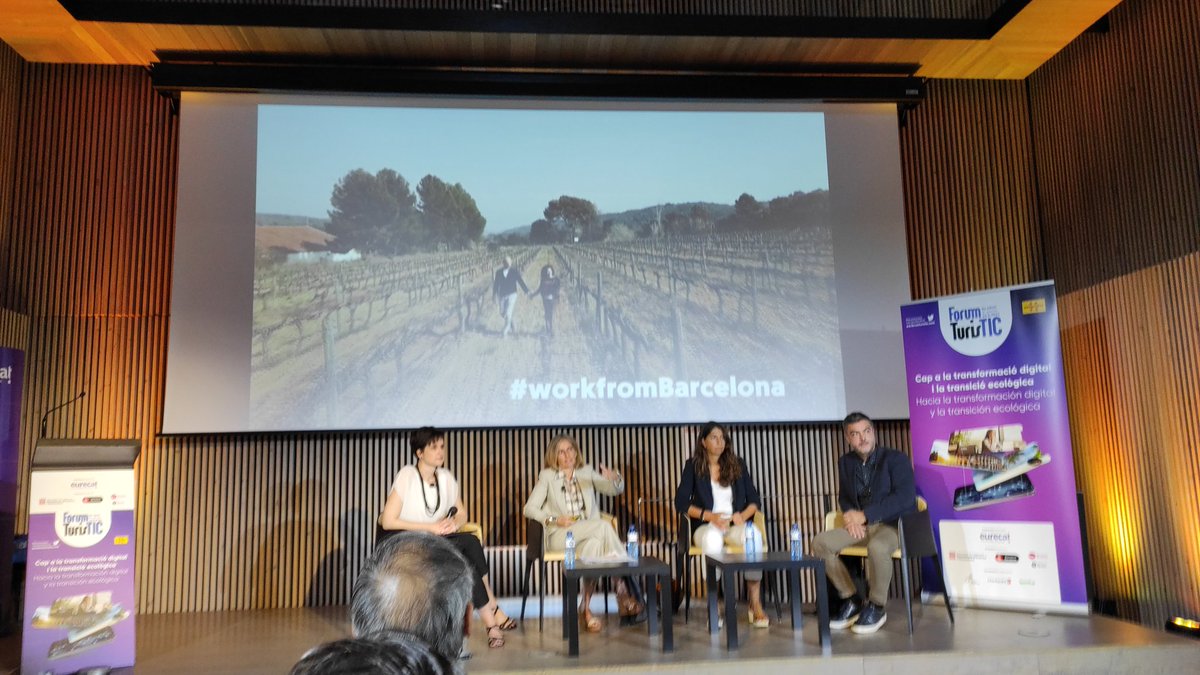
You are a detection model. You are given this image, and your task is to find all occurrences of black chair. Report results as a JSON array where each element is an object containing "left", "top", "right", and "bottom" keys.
[
  {"left": 519, "top": 515, "right": 615, "bottom": 631},
  {"left": 896, "top": 507, "right": 955, "bottom": 632}
]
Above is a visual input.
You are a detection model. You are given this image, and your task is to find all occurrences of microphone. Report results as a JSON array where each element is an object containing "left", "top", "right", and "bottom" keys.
[{"left": 40, "top": 391, "right": 86, "bottom": 438}]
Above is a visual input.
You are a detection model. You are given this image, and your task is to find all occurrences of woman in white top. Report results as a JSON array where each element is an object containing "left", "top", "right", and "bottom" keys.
[
  {"left": 674, "top": 422, "right": 769, "bottom": 628},
  {"left": 379, "top": 427, "right": 515, "bottom": 649}
]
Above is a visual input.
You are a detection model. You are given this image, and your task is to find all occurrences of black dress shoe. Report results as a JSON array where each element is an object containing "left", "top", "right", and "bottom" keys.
[
  {"left": 851, "top": 602, "right": 887, "bottom": 634},
  {"left": 829, "top": 597, "right": 861, "bottom": 630},
  {"left": 620, "top": 609, "right": 648, "bottom": 626}
]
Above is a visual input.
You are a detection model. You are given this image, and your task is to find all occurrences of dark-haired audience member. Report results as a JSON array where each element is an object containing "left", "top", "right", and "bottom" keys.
[
  {"left": 378, "top": 427, "right": 516, "bottom": 648},
  {"left": 811, "top": 411, "right": 916, "bottom": 635},
  {"left": 352, "top": 531, "right": 472, "bottom": 666},
  {"left": 290, "top": 629, "right": 453, "bottom": 675},
  {"left": 674, "top": 421, "right": 770, "bottom": 628}
]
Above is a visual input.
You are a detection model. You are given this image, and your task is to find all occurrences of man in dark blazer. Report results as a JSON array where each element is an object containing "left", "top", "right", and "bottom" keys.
[
  {"left": 492, "top": 255, "right": 529, "bottom": 337},
  {"left": 811, "top": 411, "right": 916, "bottom": 634}
]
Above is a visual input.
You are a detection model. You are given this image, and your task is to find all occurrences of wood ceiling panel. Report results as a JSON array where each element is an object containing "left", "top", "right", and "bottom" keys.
[{"left": 0, "top": 0, "right": 1124, "bottom": 78}]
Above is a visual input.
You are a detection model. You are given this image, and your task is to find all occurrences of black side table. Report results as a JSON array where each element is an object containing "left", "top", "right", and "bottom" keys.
[
  {"left": 561, "top": 556, "right": 674, "bottom": 657},
  {"left": 704, "top": 550, "right": 831, "bottom": 651}
]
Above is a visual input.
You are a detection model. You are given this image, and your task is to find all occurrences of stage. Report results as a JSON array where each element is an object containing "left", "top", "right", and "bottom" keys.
[{"left": 3, "top": 597, "right": 1199, "bottom": 674}]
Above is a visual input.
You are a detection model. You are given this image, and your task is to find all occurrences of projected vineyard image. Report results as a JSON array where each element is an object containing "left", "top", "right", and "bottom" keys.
[{"left": 249, "top": 102, "right": 842, "bottom": 429}]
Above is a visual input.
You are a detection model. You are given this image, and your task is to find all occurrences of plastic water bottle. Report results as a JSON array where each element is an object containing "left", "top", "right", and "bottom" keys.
[
  {"left": 627, "top": 524, "right": 639, "bottom": 562},
  {"left": 564, "top": 531, "right": 576, "bottom": 569},
  {"left": 744, "top": 523, "right": 757, "bottom": 559},
  {"left": 790, "top": 523, "right": 802, "bottom": 560}
]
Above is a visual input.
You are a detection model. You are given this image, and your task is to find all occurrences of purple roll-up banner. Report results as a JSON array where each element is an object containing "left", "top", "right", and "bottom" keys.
[
  {"left": 901, "top": 281, "right": 1087, "bottom": 614},
  {"left": 0, "top": 348, "right": 21, "bottom": 523},
  {"left": 1, "top": 348, "right": 23, "bottom": 627},
  {"left": 23, "top": 469, "right": 137, "bottom": 673}
]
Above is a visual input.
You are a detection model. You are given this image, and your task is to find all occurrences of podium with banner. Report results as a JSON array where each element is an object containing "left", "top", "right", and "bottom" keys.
[{"left": 22, "top": 440, "right": 139, "bottom": 674}]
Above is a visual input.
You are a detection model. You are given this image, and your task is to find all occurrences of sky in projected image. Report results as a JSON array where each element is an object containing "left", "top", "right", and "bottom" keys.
[{"left": 255, "top": 104, "right": 828, "bottom": 230}]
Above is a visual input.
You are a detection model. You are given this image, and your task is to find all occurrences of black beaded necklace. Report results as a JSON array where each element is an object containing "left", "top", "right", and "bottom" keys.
[{"left": 417, "top": 464, "right": 441, "bottom": 517}]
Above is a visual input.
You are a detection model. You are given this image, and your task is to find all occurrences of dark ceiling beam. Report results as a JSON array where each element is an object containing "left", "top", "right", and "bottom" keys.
[
  {"left": 148, "top": 59, "right": 927, "bottom": 103},
  {"left": 152, "top": 51, "right": 923, "bottom": 77},
  {"left": 63, "top": 1, "right": 998, "bottom": 40},
  {"left": 985, "top": 0, "right": 1035, "bottom": 35}
]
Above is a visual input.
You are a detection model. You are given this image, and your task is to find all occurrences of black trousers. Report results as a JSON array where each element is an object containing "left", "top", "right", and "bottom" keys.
[{"left": 445, "top": 532, "right": 491, "bottom": 609}]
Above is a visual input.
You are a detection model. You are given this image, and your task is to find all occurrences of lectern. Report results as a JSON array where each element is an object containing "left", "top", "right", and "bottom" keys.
[{"left": 22, "top": 440, "right": 140, "bottom": 675}]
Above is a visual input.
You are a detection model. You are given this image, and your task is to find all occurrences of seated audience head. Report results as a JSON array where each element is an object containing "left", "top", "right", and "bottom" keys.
[
  {"left": 290, "top": 629, "right": 453, "bottom": 675},
  {"left": 351, "top": 531, "right": 472, "bottom": 663}
]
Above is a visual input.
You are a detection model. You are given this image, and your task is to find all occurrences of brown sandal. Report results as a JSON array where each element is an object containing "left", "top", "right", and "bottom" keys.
[
  {"left": 580, "top": 608, "right": 602, "bottom": 633},
  {"left": 487, "top": 625, "right": 505, "bottom": 648},
  {"left": 494, "top": 610, "right": 518, "bottom": 631}
]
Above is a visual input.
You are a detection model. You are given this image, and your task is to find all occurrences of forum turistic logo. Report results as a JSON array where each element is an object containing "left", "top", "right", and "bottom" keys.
[{"left": 938, "top": 290, "right": 1012, "bottom": 356}]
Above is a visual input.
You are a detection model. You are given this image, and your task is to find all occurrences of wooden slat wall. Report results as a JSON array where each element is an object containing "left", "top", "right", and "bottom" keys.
[
  {"left": 0, "top": 309, "right": 29, "bottom": 351},
  {"left": 1026, "top": 0, "right": 1200, "bottom": 628},
  {"left": 1028, "top": 0, "right": 1200, "bottom": 295},
  {"left": 0, "top": 40, "right": 22, "bottom": 293},
  {"left": 1057, "top": 253, "right": 1200, "bottom": 626},
  {"left": 899, "top": 78, "right": 1044, "bottom": 300}
]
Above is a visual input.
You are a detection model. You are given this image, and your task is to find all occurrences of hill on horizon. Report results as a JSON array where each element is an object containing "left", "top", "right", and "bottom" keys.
[
  {"left": 600, "top": 201, "right": 735, "bottom": 228},
  {"left": 256, "top": 213, "right": 330, "bottom": 229}
]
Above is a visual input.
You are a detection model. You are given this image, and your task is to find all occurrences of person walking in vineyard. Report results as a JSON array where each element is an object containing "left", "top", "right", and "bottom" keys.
[
  {"left": 528, "top": 264, "right": 562, "bottom": 337},
  {"left": 492, "top": 256, "right": 529, "bottom": 337}
]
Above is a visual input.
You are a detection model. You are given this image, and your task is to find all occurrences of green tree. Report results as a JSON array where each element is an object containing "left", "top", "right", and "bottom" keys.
[
  {"left": 733, "top": 193, "right": 764, "bottom": 226},
  {"left": 544, "top": 195, "right": 601, "bottom": 242},
  {"left": 327, "top": 168, "right": 418, "bottom": 255},
  {"left": 417, "top": 175, "right": 486, "bottom": 249},
  {"left": 764, "top": 189, "right": 829, "bottom": 230},
  {"left": 529, "top": 218, "right": 555, "bottom": 244}
]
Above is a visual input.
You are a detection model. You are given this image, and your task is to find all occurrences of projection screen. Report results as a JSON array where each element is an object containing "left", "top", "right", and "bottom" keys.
[{"left": 163, "top": 93, "right": 910, "bottom": 433}]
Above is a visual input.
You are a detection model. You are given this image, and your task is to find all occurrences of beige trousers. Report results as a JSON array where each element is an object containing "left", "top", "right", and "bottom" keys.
[{"left": 810, "top": 522, "right": 899, "bottom": 607}]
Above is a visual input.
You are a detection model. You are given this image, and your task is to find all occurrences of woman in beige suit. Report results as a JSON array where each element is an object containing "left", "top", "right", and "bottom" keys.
[{"left": 523, "top": 434, "right": 643, "bottom": 632}]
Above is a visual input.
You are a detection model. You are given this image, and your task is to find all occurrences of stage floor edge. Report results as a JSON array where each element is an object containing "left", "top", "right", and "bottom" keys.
[{"left": 3, "top": 599, "right": 1197, "bottom": 674}]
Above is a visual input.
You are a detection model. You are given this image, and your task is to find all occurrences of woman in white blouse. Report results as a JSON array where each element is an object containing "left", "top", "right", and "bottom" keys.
[{"left": 379, "top": 427, "right": 516, "bottom": 649}]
